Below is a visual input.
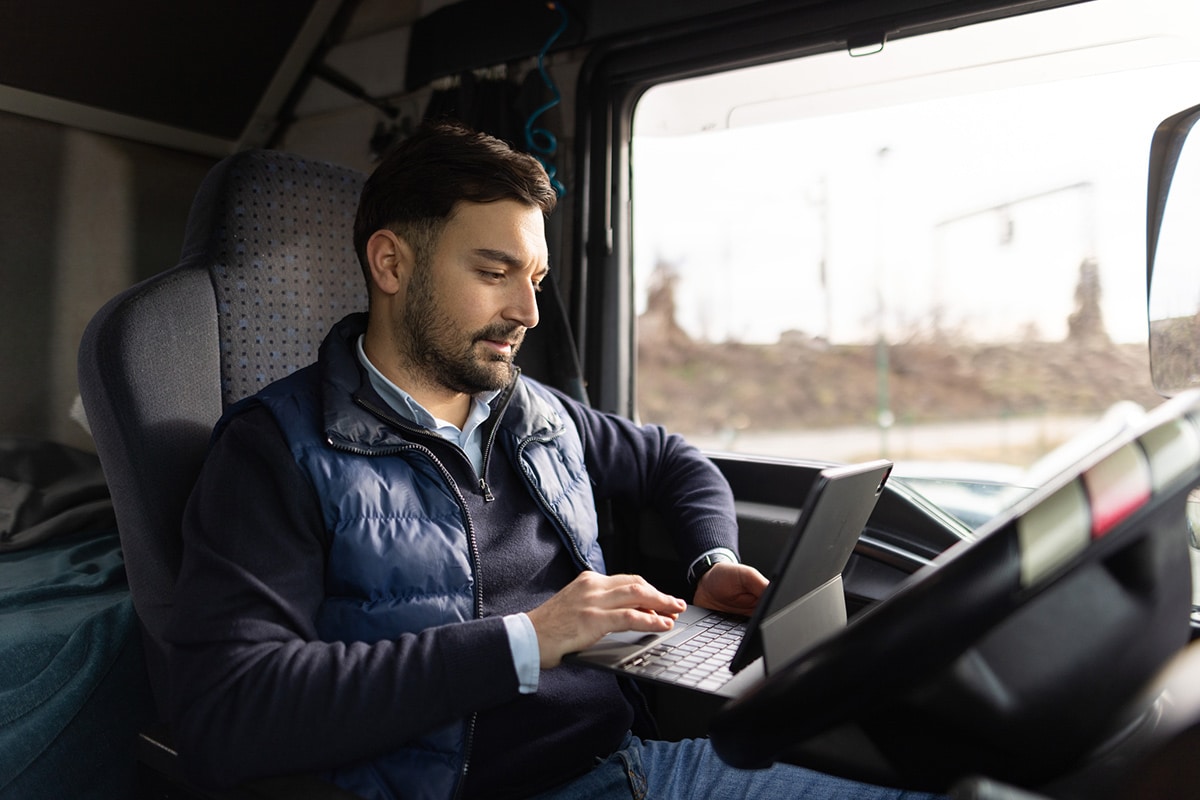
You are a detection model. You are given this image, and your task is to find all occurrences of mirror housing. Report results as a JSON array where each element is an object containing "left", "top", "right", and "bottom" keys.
[{"left": 1148, "top": 103, "right": 1200, "bottom": 396}]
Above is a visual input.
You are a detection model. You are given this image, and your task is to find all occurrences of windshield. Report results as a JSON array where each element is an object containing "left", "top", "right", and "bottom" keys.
[{"left": 630, "top": 0, "right": 1200, "bottom": 522}]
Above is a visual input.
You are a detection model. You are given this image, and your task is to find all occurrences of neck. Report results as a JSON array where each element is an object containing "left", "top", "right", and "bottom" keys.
[
  {"left": 409, "top": 385, "right": 472, "bottom": 429},
  {"left": 362, "top": 328, "right": 473, "bottom": 428}
]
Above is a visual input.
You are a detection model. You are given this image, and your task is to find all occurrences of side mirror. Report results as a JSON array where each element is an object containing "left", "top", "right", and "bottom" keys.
[{"left": 1148, "top": 103, "right": 1200, "bottom": 396}]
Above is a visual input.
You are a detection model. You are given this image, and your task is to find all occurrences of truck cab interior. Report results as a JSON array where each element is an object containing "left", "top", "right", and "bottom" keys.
[{"left": 5, "top": 1, "right": 1200, "bottom": 798}]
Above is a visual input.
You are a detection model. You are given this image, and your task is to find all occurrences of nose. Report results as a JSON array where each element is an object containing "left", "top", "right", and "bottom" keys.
[{"left": 504, "top": 280, "right": 540, "bottom": 329}]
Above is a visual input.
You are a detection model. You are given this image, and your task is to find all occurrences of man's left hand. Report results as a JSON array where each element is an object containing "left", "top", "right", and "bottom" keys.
[{"left": 692, "top": 561, "right": 768, "bottom": 616}]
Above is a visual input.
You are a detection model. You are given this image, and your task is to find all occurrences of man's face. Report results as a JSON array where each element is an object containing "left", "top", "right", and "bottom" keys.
[{"left": 396, "top": 199, "right": 548, "bottom": 395}]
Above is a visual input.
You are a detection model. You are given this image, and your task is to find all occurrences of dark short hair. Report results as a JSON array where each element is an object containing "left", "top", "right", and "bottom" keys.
[{"left": 353, "top": 121, "right": 557, "bottom": 278}]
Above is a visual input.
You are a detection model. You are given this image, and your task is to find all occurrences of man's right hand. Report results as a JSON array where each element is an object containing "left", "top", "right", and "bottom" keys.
[{"left": 526, "top": 571, "right": 686, "bottom": 668}]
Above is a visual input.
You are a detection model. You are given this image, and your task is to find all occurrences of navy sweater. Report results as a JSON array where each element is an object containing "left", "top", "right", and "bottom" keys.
[{"left": 168, "top": 369, "right": 737, "bottom": 797}]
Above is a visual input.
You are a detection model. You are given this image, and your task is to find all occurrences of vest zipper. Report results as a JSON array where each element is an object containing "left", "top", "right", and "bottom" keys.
[
  {"left": 453, "top": 712, "right": 479, "bottom": 800},
  {"left": 475, "top": 376, "right": 516, "bottom": 503},
  {"left": 476, "top": 422, "right": 502, "bottom": 503},
  {"left": 339, "top": 398, "right": 488, "bottom": 796}
]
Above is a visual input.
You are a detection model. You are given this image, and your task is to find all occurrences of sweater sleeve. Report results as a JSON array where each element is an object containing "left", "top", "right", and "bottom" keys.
[
  {"left": 167, "top": 406, "right": 520, "bottom": 788},
  {"left": 547, "top": 388, "right": 740, "bottom": 565}
]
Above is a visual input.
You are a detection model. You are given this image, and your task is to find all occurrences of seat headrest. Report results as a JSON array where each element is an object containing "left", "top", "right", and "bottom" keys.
[{"left": 182, "top": 150, "right": 368, "bottom": 406}]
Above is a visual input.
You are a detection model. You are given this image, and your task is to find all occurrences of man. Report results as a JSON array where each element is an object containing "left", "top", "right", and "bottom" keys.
[{"left": 168, "top": 122, "right": 938, "bottom": 800}]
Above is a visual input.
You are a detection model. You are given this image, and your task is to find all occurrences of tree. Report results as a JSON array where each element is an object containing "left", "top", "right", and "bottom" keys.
[{"left": 1067, "top": 257, "right": 1108, "bottom": 344}]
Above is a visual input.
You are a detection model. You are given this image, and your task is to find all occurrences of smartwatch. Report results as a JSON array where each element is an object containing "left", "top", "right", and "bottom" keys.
[{"left": 687, "top": 551, "right": 736, "bottom": 586}]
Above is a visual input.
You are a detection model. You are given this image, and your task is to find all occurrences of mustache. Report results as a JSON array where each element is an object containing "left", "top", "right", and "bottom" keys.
[{"left": 474, "top": 324, "right": 526, "bottom": 346}]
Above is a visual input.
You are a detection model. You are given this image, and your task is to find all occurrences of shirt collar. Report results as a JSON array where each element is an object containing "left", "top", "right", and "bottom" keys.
[{"left": 355, "top": 335, "right": 499, "bottom": 436}]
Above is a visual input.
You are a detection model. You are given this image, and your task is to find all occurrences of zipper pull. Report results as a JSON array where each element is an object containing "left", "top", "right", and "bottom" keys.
[{"left": 479, "top": 478, "right": 495, "bottom": 502}]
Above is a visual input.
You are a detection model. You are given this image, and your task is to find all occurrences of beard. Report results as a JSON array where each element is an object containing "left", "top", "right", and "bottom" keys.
[{"left": 396, "top": 268, "right": 525, "bottom": 395}]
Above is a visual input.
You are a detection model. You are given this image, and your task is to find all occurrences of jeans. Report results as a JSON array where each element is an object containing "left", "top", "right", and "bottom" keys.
[{"left": 529, "top": 734, "right": 945, "bottom": 800}]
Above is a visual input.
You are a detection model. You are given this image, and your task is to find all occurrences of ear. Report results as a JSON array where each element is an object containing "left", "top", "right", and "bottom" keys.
[{"left": 365, "top": 229, "right": 415, "bottom": 297}]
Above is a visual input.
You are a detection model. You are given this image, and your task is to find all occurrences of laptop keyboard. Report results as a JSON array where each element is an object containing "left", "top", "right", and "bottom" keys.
[{"left": 619, "top": 612, "right": 747, "bottom": 692}]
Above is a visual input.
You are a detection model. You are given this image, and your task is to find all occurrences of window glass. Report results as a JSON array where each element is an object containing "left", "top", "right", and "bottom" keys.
[{"left": 631, "top": 0, "right": 1200, "bottom": 490}]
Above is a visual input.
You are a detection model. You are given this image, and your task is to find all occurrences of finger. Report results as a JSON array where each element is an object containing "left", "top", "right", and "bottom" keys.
[
  {"left": 601, "top": 605, "right": 679, "bottom": 634},
  {"left": 637, "top": 607, "right": 681, "bottom": 620},
  {"left": 602, "top": 575, "right": 686, "bottom": 614}
]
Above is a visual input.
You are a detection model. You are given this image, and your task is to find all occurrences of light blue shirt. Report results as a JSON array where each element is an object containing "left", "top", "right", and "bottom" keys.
[{"left": 356, "top": 337, "right": 541, "bottom": 692}]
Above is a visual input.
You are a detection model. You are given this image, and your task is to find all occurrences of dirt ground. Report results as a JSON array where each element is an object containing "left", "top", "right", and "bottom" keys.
[{"left": 636, "top": 322, "right": 1162, "bottom": 445}]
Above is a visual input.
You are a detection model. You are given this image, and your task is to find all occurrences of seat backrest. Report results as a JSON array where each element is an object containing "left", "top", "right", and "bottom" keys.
[{"left": 78, "top": 150, "right": 367, "bottom": 711}]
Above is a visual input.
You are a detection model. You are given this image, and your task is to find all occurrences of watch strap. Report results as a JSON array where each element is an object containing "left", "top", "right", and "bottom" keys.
[{"left": 687, "top": 551, "right": 737, "bottom": 586}]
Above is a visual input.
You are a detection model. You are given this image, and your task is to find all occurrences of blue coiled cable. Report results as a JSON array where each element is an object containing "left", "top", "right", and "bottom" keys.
[{"left": 525, "top": 2, "right": 569, "bottom": 197}]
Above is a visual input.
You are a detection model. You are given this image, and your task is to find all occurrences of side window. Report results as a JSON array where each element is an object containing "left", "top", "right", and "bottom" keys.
[{"left": 630, "top": 1, "right": 1200, "bottom": 482}]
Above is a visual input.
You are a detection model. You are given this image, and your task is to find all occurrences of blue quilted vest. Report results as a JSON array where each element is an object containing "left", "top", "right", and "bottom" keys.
[{"left": 249, "top": 318, "right": 606, "bottom": 800}]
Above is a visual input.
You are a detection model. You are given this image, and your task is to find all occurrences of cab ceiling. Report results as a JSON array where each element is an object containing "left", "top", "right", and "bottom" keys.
[
  {"left": 0, "top": 0, "right": 1092, "bottom": 154},
  {"left": 0, "top": 0, "right": 320, "bottom": 141}
]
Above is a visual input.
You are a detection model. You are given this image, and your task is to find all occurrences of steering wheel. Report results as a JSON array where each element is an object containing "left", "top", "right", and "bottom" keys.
[{"left": 709, "top": 393, "right": 1200, "bottom": 791}]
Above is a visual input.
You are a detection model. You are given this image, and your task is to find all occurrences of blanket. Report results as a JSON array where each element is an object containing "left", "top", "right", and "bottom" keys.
[
  {"left": 0, "top": 438, "right": 152, "bottom": 799},
  {"left": 0, "top": 437, "right": 116, "bottom": 553}
]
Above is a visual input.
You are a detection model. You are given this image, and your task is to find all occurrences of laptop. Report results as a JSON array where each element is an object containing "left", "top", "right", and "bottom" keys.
[{"left": 566, "top": 459, "right": 893, "bottom": 698}]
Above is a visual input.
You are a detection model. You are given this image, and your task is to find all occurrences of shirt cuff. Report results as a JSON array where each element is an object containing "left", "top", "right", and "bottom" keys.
[{"left": 505, "top": 613, "right": 540, "bottom": 694}]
